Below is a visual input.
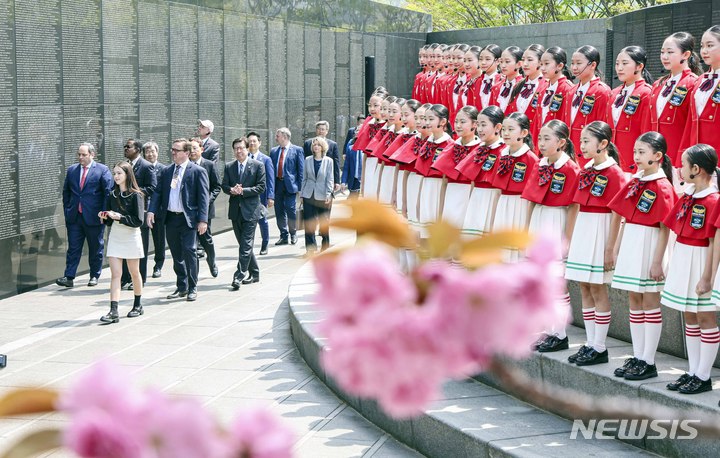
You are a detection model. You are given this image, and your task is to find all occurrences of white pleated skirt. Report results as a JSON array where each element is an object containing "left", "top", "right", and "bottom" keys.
[
  {"left": 377, "top": 164, "right": 398, "bottom": 205},
  {"left": 493, "top": 194, "right": 530, "bottom": 232},
  {"left": 565, "top": 212, "right": 613, "bottom": 284},
  {"left": 418, "top": 177, "right": 443, "bottom": 228},
  {"left": 661, "top": 242, "right": 716, "bottom": 312},
  {"left": 441, "top": 182, "right": 473, "bottom": 228},
  {"left": 462, "top": 187, "right": 500, "bottom": 238},
  {"left": 106, "top": 223, "right": 144, "bottom": 259},
  {"left": 611, "top": 223, "right": 666, "bottom": 293},
  {"left": 528, "top": 204, "right": 567, "bottom": 252},
  {"left": 396, "top": 170, "right": 406, "bottom": 214},
  {"left": 362, "top": 156, "right": 380, "bottom": 199},
  {"left": 406, "top": 172, "right": 424, "bottom": 226}
]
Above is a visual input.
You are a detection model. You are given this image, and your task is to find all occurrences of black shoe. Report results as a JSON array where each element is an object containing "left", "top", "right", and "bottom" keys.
[
  {"left": 231, "top": 279, "right": 240, "bottom": 290},
  {"left": 152, "top": 268, "right": 162, "bottom": 278},
  {"left": 259, "top": 244, "right": 268, "bottom": 255},
  {"left": 575, "top": 348, "right": 609, "bottom": 366},
  {"left": 127, "top": 305, "right": 144, "bottom": 318},
  {"left": 209, "top": 264, "right": 219, "bottom": 278},
  {"left": 100, "top": 305, "right": 119, "bottom": 324},
  {"left": 242, "top": 276, "right": 259, "bottom": 285},
  {"left": 614, "top": 357, "right": 639, "bottom": 377},
  {"left": 531, "top": 333, "right": 550, "bottom": 351},
  {"left": 121, "top": 282, "right": 133, "bottom": 291},
  {"left": 537, "top": 335, "right": 569, "bottom": 353},
  {"left": 568, "top": 345, "right": 591, "bottom": 364},
  {"left": 186, "top": 290, "right": 197, "bottom": 301},
  {"left": 275, "top": 239, "right": 289, "bottom": 246},
  {"left": 87, "top": 277, "right": 98, "bottom": 287},
  {"left": 624, "top": 361, "right": 658, "bottom": 380},
  {"left": 167, "top": 289, "right": 188, "bottom": 299},
  {"left": 678, "top": 375, "right": 713, "bottom": 394},
  {"left": 290, "top": 234, "right": 298, "bottom": 245},
  {"left": 56, "top": 276, "right": 74, "bottom": 288},
  {"left": 197, "top": 249, "right": 205, "bottom": 259},
  {"left": 667, "top": 373, "right": 692, "bottom": 391}
]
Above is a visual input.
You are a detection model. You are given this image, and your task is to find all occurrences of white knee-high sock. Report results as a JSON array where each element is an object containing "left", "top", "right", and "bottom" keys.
[
  {"left": 685, "top": 324, "right": 702, "bottom": 375},
  {"left": 593, "top": 311, "right": 612, "bottom": 352},
  {"left": 582, "top": 307, "right": 596, "bottom": 346},
  {"left": 629, "top": 310, "right": 645, "bottom": 359},
  {"left": 642, "top": 308, "right": 662, "bottom": 365},
  {"left": 553, "top": 293, "right": 571, "bottom": 339},
  {"left": 696, "top": 327, "right": 720, "bottom": 381}
]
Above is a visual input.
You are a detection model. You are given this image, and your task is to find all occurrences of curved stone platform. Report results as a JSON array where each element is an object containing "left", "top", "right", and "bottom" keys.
[{"left": 288, "top": 262, "right": 659, "bottom": 457}]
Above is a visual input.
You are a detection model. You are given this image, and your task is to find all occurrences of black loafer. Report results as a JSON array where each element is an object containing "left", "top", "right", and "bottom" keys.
[
  {"left": 259, "top": 246, "right": 268, "bottom": 255},
  {"left": 127, "top": 306, "right": 144, "bottom": 318},
  {"left": 196, "top": 250, "right": 205, "bottom": 259},
  {"left": 531, "top": 333, "right": 550, "bottom": 351},
  {"left": 537, "top": 335, "right": 569, "bottom": 353},
  {"left": 275, "top": 239, "right": 289, "bottom": 246},
  {"left": 290, "top": 234, "right": 298, "bottom": 245},
  {"left": 152, "top": 269, "right": 162, "bottom": 278},
  {"left": 678, "top": 375, "right": 712, "bottom": 394},
  {"left": 624, "top": 360, "right": 658, "bottom": 380},
  {"left": 87, "top": 277, "right": 98, "bottom": 287},
  {"left": 667, "top": 373, "right": 692, "bottom": 391},
  {"left": 614, "top": 357, "right": 639, "bottom": 377},
  {"left": 242, "top": 276, "right": 259, "bottom": 285},
  {"left": 56, "top": 277, "right": 74, "bottom": 288},
  {"left": 210, "top": 264, "right": 219, "bottom": 278},
  {"left": 568, "top": 345, "right": 591, "bottom": 364},
  {"left": 167, "top": 289, "right": 188, "bottom": 299},
  {"left": 231, "top": 280, "right": 240, "bottom": 290},
  {"left": 186, "top": 290, "right": 197, "bottom": 301},
  {"left": 575, "top": 348, "right": 609, "bottom": 366}
]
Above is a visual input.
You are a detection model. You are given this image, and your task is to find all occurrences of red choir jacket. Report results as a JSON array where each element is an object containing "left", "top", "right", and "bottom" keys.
[
  {"left": 366, "top": 127, "right": 400, "bottom": 160},
  {"left": 449, "top": 74, "right": 468, "bottom": 126},
  {"left": 680, "top": 71, "right": 720, "bottom": 156},
  {"left": 532, "top": 76, "right": 574, "bottom": 140},
  {"left": 462, "top": 75, "right": 483, "bottom": 111},
  {"left": 491, "top": 75, "right": 523, "bottom": 113},
  {"left": 431, "top": 137, "right": 481, "bottom": 183},
  {"left": 642, "top": 70, "right": 698, "bottom": 167},
  {"left": 490, "top": 144, "right": 540, "bottom": 195},
  {"left": 521, "top": 153, "right": 581, "bottom": 206},
  {"left": 608, "top": 170, "right": 677, "bottom": 226},
  {"left": 414, "top": 133, "right": 454, "bottom": 177},
  {"left": 565, "top": 78, "right": 611, "bottom": 167},
  {"left": 455, "top": 140, "right": 506, "bottom": 189},
  {"left": 353, "top": 118, "right": 386, "bottom": 152},
  {"left": 412, "top": 70, "right": 427, "bottom": 101},
  {"left": 475, "top": 72, "right": 505, "bottom": 110},
  {"left": 663, "top": 186, "right": 720, "bottom": 246},
  {"left": 390, "top": 134, "right": 428, "bottom": 170},
  {"left": 506, "top": 76, "right": 544, "bottom": 143},
  {"left": 382, "top": 129, "right": 414, "bottom": 165},
  {"left": 606, "top": 80, "right": 652, "bottom": 173},
  {"left": 572, "top": 158, "right": 627, "bottom": 211}
]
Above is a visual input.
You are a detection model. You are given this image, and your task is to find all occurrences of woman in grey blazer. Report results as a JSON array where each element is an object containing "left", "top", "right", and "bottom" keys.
[{"left": 301, "top": 137, "right": 335, "bottom": 253}]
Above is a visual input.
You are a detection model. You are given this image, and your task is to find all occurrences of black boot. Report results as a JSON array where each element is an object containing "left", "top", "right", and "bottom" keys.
[
  {"left": 127, "top": 296, "right": 143, "bottom": 318},
  {"left": 100, "top": 301, "right": 119, "bottom": 324}
]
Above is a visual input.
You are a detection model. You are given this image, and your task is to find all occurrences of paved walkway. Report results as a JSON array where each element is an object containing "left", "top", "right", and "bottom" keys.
[{"left": 0, "top": 215, "right": 421, "bottom": 457}]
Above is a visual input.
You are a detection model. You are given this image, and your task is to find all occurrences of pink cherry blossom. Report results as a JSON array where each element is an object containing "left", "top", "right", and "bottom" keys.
[
  {"left": 64, "top": 410, "right": 143, "bottom": 458},
  {"left": 227, "top": 406, "right": 295, "bottom": 458}
]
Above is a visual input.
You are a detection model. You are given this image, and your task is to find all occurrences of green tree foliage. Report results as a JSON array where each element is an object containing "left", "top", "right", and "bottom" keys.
[{"left": 406, "top": 0, "right": 671, "bottom": 31}]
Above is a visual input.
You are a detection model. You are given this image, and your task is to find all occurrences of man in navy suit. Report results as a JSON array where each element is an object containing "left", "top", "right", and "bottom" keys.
[
  {"left": 247, "top": 132, "right": 275, "bottom": 255},
  {"left": 148, "top": 139, "right": 210, "bottom": 302},
  {"left": 270, "top": 127, "right": 304, "bottom": 245},
  {"left": 303, "top": 121, "right": 340, "bottom": 192},
  {"left": 341, "top": 131, "right": 362, "bottom": 198},
  {"left": 198, "top": 119, "right": 219, "bottom": 162},
  {"left": 56, "top": 143, "right": 113, "bottom": 288},
  {"left": 190, "top": 137, "right": 221, "bottom": 277},
  {"left": 121, "top": 138, "right": 157, "bottom": 289},
  {"left": 143, "top": 141, "right": 166, "bottom": 278}
]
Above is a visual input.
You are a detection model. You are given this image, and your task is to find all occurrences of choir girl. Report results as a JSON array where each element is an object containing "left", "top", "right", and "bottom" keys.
[
  {"left": 371, "top": 97, "right": 406, "bottom": 205},
  {"left": 449, "top": 44, "right": 471, "bottom": 126},
  {"left": 357, "top": 90, "right": 388, "bottom": 198},
  {"left": 506, "top": 44, "right": 546, "bottom": 136},
  {"left": 535, "top": 46, "right": 574, "bottom": 139},
  {"left": 478, "top": 44, "right": 505, "bottom": 110},
  {"left": 383, "top": 99, "right": 422, "bottom": 212},
  {"left": 492, "top": 46, "right": 524, "bottom": 113},
  {"left": 461, "top": 46, "right": 485, "bottom": 111}
]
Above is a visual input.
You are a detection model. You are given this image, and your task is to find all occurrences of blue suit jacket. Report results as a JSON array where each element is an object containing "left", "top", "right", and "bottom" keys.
[
  {"left": 270, "top": 144, "right": 304, "bottom": 194},
  {"left": 341, "top": 140, "right": 362, "bottom": 191},
  {"left": 149, "top": 161, "right": 210, "bottom": 228},
  {"left": 252, "top": 151, "right": 275, "bottom": 202},
  {"left": 62, "top": 161, "right": 113, "bottom": 226}
]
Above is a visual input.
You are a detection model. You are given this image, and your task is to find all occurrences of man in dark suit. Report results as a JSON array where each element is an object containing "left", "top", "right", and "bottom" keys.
[
  {"left": 143, "top": 141, "right": 166, "bottom": 278},
  {"left": 148, "top": 138, "right": 210, "bottom": 302},
  {"left": 247, "top": 132, "right": 275, "bottom": 255},
  {"left": 121, "top": 138, "right": 157, "bottom": 289},
  {"left": 342, "top": 115, "right": 365, "bottom": 160},
  {"left": 222, "top": 137, "right": 266, "bottom": 290},
  {"left": 198, "top": 119, "right": 219, "bottom": 162},
  {"left": 270, "top": 127, "right": 304, "bottom": 245},
  {"left": 56, "top": 143, "right": 113, "bottom": 288},
  {"left": 190, "top": 137, "right": 220, "bottom": 277},
  {"left": 304, "top": 120, "right": 340, "bottom": 193}
]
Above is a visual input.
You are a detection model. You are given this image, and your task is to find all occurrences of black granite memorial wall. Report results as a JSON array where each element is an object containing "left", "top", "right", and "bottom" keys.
[{"left": 0, "top": 0, "right": 429, "bottom": 298}]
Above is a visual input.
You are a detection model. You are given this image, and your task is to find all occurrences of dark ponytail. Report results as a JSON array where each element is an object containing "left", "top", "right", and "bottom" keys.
[
  {"left": 636, "top": 131, "right": 673, "bottom": 186},
  {"left": 583, "top": 121, "right": 620, "bottom": 166},
  {"left": 620, "top": 46, "right": 654, "bottom": 84},
  {"left": 405, "top": 99, "right": 421, "bottom": 112},
  {"left": 482, "top": 44, "right": 502, "bottom": 61},
  {"left": 544, "top": 46, "right": 573, "bottom": 80},
  {"left": 662, "top": 32, "right": 702, "bottom": 82},
  {"left": 685, "top": 143, "right": 720, "bottom": 188},
  {"left": 507, "top": 112, "right": 534, "bottom": 151},
  {"left": 575, "top": 45, "right": 603, "bottom": 80},
  {"left": 429, "top": 103, "right": 451, "bottom": 135},
  {"left": 511, "top": 44, "right": 545, "bottom": 102},
  {"left": 544, "top": 119, "right": 575, "bottom": 160}
]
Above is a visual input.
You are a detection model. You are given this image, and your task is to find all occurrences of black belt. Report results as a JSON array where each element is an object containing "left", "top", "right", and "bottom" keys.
[{"left": 167, "top": 211, "right": 184, "bottom": 216}]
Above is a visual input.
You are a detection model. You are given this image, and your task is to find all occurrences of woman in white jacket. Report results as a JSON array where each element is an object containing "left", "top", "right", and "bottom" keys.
[{"left": 301, "top": 137, "right": 335, "bottom": 254}]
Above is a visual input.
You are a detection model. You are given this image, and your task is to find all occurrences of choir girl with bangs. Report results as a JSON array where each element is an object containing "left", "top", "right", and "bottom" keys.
[
  {"left": 382, "top": 99, "right": 422, "bottom": 212},
  {"left": 534, "top": 47, "right": 574, "bottom": 140},
  {"left": 492, "top": 46, "right": 524, "bottom": 113},
  {"left": 506, "top": 44, "right": 545, "bottom": 136}
]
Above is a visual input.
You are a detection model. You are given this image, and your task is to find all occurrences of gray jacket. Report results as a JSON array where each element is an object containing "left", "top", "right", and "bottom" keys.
[{"left": 301, "top": 156, "right": 334, "bottom": 201}]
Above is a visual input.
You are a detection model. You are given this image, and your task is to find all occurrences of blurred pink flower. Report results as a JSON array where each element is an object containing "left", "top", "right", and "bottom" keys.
[
  {"left": 64, "top": 410, "right": 143, "bottom": 458},
  {"left": 228, "top": 406, "right": 295, "bottom": 458}
]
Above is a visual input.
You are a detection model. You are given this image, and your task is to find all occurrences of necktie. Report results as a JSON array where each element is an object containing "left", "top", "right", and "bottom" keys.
[
  {"left": 473, "top": 146, "right": 491, "bottom": 164},
  {"left": 173, "top": 164, "right": 180, "bottom": 180},
  {"left": 250, "top": 154, "right": 254, "bottom": 160},
  {"left": 538, "top": 165, "right": 554, "bottom": 186},
  {"left": 578, "top": 168, "right": 600, "bottom": 189},
  {"left": 625, "top": 178, "right": 646, "bottom": 198},
  {"left": 614, "top": 89, "right": 628, "bottom": 108},
  {"left": 661, "top": 79, "right": 676, "bottom": 97},
  {"left": 482, "top": 78, "right": 492, "bottom": 95},
  {"left": 452, "top": 144, "right": 471, "bottom": 164},
  {"left": 676, "top": 194, "right": 695, "bottom": 220},
  {"left": 500, "top": 82, "right": 512, "bottom": 98},
  {"left": 79, "top": 166, "right": 88, "bottom": 213},
  {"left": 277, "top": 147, "right": 285, "bottom": 178},
  {"left": 520, "top": 83, "right": 535, "bottom": 99},
  {"left": 497, "top": 155, "right": 515, "bottom": 175},
  {"left": 699, "top": 74, "right": 718, "bottom": 92},
  {"left": 572, "top": 90, "right": 584, "bottom": 108},
  {"left": 453, "top": 79, "right": 464, "bottom": 94},
  {"left": 238, "top": 162, "right": 244, "bottom": 179},
  {"left": 543, "top": 89, "right": 555, "bottom": 107}
]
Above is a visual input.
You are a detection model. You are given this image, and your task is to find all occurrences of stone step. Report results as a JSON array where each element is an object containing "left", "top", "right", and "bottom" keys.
[{"left": 288, "top": 263, "right": 654, "bottom": 457}]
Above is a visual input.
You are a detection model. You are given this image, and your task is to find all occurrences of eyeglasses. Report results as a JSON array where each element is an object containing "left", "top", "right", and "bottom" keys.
[
  {"left": 171, "top": 148, "right": 184, "bottom": 153},
  {"left": 123, "top": 145, "right": 133, "bottom": 149}
]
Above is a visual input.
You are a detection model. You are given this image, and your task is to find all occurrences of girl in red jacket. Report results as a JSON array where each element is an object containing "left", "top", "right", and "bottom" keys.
[
  {"left": 449, "top": 44, "right": 471, "bottom": 127},
  {"left": 535, "top": 46, "right": 574, "bottom": 141},
  {"left": 493, "top": 46, "right": 524, "bottom": 113},
  {"left": 477, "top": 44, "right": 505, "bottom": 110},
  {"left": 384, "top": 99, "right": 422, "bottom": 213},
  {"left": 506, "top": 44, "right": 546, "bottom": 137},
  {"left": 461, "top": 46, "right": 485, "bottom": 113}
]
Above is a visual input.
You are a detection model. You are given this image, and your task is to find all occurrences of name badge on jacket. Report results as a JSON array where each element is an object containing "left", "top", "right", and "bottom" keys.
[
  {"left": 511, "top": 162, "right": 527, "bottom": 182},
  {"left": 531, "top": 92, "right": 539, "bottom": 109},
  {"left": 690, "top": 204, "right": 706, "bottom": 229},
  {"left": 590, "top": 175, "right": 608, "bottom": 197},
  {"left": 580, "top": 95, "right": 595, "bottom": 116},
  {"left": 549, "top": 94, "right": 563, "bottom": 112},
  {"left": 623, "top": 95, "right": 641, "bottom": 116},
  {"left": 636, "top": 189, "right": 656, "bottom": 213},
  {"left": 550, "top": 172, "right": 566, "bottom": 194},
  {"left": 712, "top": 83, "right": 720, "bottom": 104},
  {"left": 482, "top": 154, "right": 497, "bottom": 171},
  {"left": 669, "top": 86, "right": 688, "bottom": 107}
]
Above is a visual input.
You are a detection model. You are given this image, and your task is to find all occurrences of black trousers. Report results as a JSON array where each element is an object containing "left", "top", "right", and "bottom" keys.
[
  {"left": 303, "top": 198, "right": 330, "bottom": 251},
  {"left": 151, "top": 219, "right": 166, "bottom": 270},
  {"left": 122, "top": 226, "right": 150, "bottom": 284},
  {"left": 165, "top": 213, "right": 199, "bottom": 292},
  {"left": 197, "top": 219, "right": 216, "bottom": 268},
  {"left": 231, "top": 217, "right": 259, "bottom": 281}
]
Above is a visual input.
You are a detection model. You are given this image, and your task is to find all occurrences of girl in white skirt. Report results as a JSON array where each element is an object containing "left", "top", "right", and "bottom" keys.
[
  {"left": 521, "top": 120, "right": 581, "bottom": 353},
  {"left": 364, "top": 95, "right": 397, "bottom": 199},
  {"left": 357, "top": 89, "right": 388, "bottom": 198},
  {"left": 385, "top": 99, "right": 421, "bottom": 213},
  {"left": 565, "top": 121, "right": 627, "bottom": 366},
  {"left": 608, "top": 131, "right": 677, "bottom": 380},
  {"left": 99, "top": 162, "right": 146, "bottom": 324},
  {"left": 662, "top": 144, "right": 720, "bottom": 394},
  {"left": 455, "top": 106, "right": 506, "bottom": 237},
  {"left": 374, "top": 98, "right": 406, "bottom": 206},
  {"left": 414, "top": 104, "right": 453, "bottom": 236},
  {"left": 431, "top": 106, "right": 481, "bottom": 228}
]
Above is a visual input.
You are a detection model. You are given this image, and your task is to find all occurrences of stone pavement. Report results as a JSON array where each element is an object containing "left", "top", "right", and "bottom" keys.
[{"left": 0, "top": 217, "right": 422, "bottom": 457}]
